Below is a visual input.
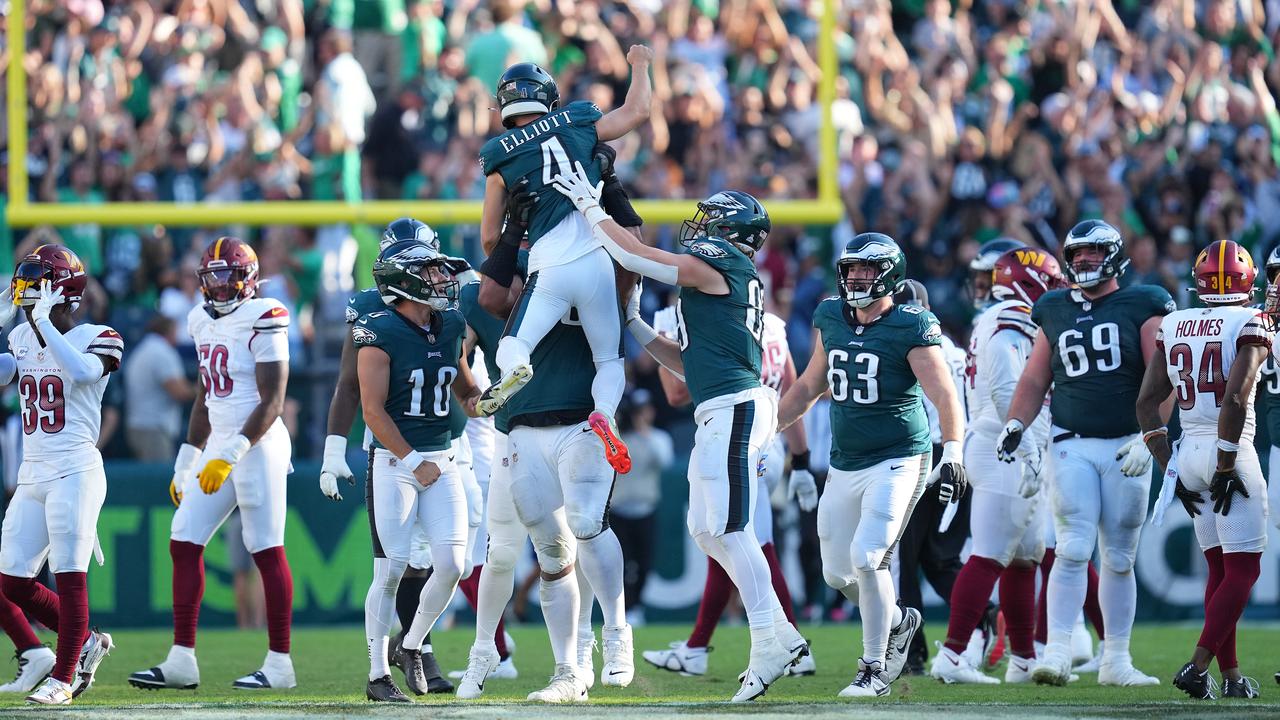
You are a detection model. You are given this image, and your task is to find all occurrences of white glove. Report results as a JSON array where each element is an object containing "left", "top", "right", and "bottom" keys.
[
  {"left": 995, "top": 419, "right": 1024, "bottom": 463},
  {"left": 653, "top": 306, "right": 679, "bottom": 339},
  {"left": 625, "top": 280, "right": 642, "bottom": 324},
  {"left": 463, "top": 470, "right": 484, "bottom": 527},
  {"left": 1016, "top": 442, "right": 1042, "bottom": 498},
  {"left": 788, "top": 468, "right": 818, "bottom": 512},
  {"left": 0, "top": 288, "right": 17, "bottom": 327},
  {"left": 319, "top": 434, "right": 355, "bottom": 501},
  {"left": 928, "top": 440, "right": 969, "bottom": 504},
  {"left": 171, "top": 443, "right": 203, "bottom": 507},
  {"left": 1149, "top": 448, "right": 1180, "bottom": 527},
  {"left": 551, "top": 161, "right": 606, "bottom": 221},
  {"left": 1116, "top": 436, "right": 1153, "bottom": 477},
  {"left": 31, "top": 280, "right": 63, "bottom": 325}
]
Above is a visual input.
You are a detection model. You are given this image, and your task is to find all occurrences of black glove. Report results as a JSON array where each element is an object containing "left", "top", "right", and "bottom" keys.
[
  {"left": 594, "top": 142, "right": 618, "bottom": 181},
  {"left": 1210, "top": 467, "right": 1249, "bottom": 516},
  {"left": 443, "top": 257, "right": 472, "bottom": 275},
  {"left": 935, "top": 461, "right": 969, "bottom": 504},
  {"left": 1174, "top": 480, "right": 1203, "bottom": 519},
  {"left": 500, "top": 179, "right": 537, "bottom": 247},
  {"left": 594, "top": 142, "right": 643, "bottom": 228}
]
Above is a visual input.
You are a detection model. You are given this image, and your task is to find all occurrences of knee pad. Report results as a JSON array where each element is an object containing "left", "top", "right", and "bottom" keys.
[
  {"left": 486, "top": 533, "right": 520, "bottom": 574},
  {"left": 852, "top": 541, "right": 889, "bottom": 574},
  {"left": 567, "top": 510, "right": 606, "bottom": 541},
  {"left": 533, "top": 535, "right": 576, "bottom": 576},
  {"left": 1054, "top": 534, "right": 1094, "bottom": 565},
  {"left": 823, "top": 568, "right": 856, "bottom": 592},
  {"left": 1102, "top": 546, "right": 1135, "bottom": 574}
]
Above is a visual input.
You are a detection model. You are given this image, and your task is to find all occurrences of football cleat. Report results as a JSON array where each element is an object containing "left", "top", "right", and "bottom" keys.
[
  {"left": 26, "top": 676, "right": 73, "bottom": 705},
  {"left": 838, "top": 657, "right": 890, "bottom": 698},
  {"left": 366, "top": 674, "right": 411, "bottom": 703},
  {"left": 731, "top": 667, "right": 769, "bottom": 703},
  {"left": 788, "top": 649, "right": 817, "bottom": 676},
  {"left": 395, "top": 646, "right": 429, "bottom": 696},
  {"left": 774, "top": 621, "right": 810, "bottom": 672},
  {"left": 730, "top": 639, "right": 794, "bottom": 702},
  {"left": 477, "top": 364, "right": 533, "bottom": 416},
  {"left": 1098, "top": 660, "right": 1159, "bottom": 687},
  {"left": 884, "top": 607, "right": 921, "bottom": 682},
  {"left": 455, "top": 646, "right": 501, "bottom": 700},
  {"left": 71, "top": 629, "right": 112, "bottom": 698},
  {"left": 0, "top": 646, "right": 55, "bottom": 693},
  {"left": 128, "top": 646, "right": 199, "bottom": 690},
  {"left": 1222, "top": 676, "right": 1260, "bottom": 698},
  {"left": 1172, "top": 661, "right": 1217, "bottom": 699},
  {"left": 527, "top": 664, "right": 587, "bottom": 704},
  {"left": 577, "top": 630, "right": 596, "bottom": 690},
  {"left": 588, "top": 411, "right": 631, "bottom": 474},
  {"left": 450, "top": 654, "right": 517, "bottom": 682},
  {"left": 601, "top": 624, "right": 635, "bottom": 687},
  {"left": 930, "top": 644, "right": 999, "bottom": 685},
  {"left": 642, "top": 641, "right": 709, "bottom": 676},
  {"left": 233, "top": 652, "right": 296, "bottom": 689},
  {"left": 1004, "top": 655, "right": 1035, "bottom": 684},
  {"left": 421, "top": 650, "right": 453, "bottom": 694},
  {"left": 1031, "top": 648, "right": 1073, "bottom": 686},
  {"left": 1071, "top": 618, "right": 1094, "bottom": 665}
]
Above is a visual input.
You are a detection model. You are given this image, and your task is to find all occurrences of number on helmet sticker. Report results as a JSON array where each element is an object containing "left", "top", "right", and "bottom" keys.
[
  {"left": 1057, "top": 322, "right": 1121, "bottom": 378},
  {"left": 541, "top": 137, "right": 571, "bottom": 186}
]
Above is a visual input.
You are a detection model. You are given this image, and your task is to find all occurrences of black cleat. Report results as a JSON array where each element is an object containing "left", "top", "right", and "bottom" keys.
[
  {"left": 395, "top": 645, "right": 429, "bottom": 696},
  {"left": 421, "top": 651, "right": 454, "bottom": 694},
  {"left": 1173, "top": 661, "right": 1217, "bottom": 700},
  {"left": 388, "top": 632, "right": 406, "bottom": 671},
  {"left": 367, "top": 674, "right": 411, "bottom": 702},
  {"left": 1222, "top": 676, "right": 1260, "bottom": 698}
]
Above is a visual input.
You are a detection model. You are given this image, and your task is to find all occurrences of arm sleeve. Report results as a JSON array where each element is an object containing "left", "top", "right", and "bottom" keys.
[
  {"left": 249, "top": 306, "right": 291, "bottom": 363},
  {"left": 34, "top": 320, "right": 105, "bottom": 384},
  {"left": 589, "top": 222, "right": 679, "bottom": 285},
  {"left": 986, "top": 329, "right": 1033, "bottom": 422}
]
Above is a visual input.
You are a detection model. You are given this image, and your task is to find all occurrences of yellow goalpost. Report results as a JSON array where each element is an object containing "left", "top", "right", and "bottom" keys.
[{"left": 6, "top": 1, "right": 840, "bottom": 228}]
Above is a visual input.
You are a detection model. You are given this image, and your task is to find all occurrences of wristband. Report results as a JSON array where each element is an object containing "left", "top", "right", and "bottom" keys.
[
  {"left": 1142, "top": 427, "right": 1168, "bottom": 444},
  {"left": 480, "top": 239, "right": 520, "bottom": 288},
  {"left": 323, "top": 434, "right": 348, "bottom": 462},
  {"left": 222, "top": 434, "right": 252, "bottom": 465},
  {"left": 1216, "top": 438, "right": 1240, "bottom": 453},
  {"left": 790, "top": 451, "right": 810, "bottom": 472},
  {"left": 627, "top": 316, "right": 659, "bottom": 347},
  {"left": 402, "top": 450, "right": 426, "bottom": 472},
  {"left": 582, "top": 205, "right": 610, "bottom": 227},
  {"left": 940, "top": 440, "right": 962, "bottom": 464}
]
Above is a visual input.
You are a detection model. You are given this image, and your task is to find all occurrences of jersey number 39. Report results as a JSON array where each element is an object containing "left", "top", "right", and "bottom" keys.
[{"left": 18, "top": 374, "right": 64, "bottom": 434}]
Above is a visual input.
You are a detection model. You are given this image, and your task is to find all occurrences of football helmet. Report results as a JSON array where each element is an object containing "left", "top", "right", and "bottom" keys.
[
  {"left": 198, "top": 237, "right": 259, "bottom": 315},
  {"left": 374, "top": 239, "right": 458, "bottom": 311},
  {"left": 1194, "top": 239, "right": 1256, "bottom": 305},
  {"left": 1062, "top": 220, "right": 1128, "bottom": 288},
  {"left": 837, "top": 232, "right": 907, "bottom": 309},
  {"left": 1265, "top": 245, "right": 1280, "bottom": 283},
  {"left": 679, "top": 190, "right": 770, "bottom": 253},
  {"left": 496, "top": 63, "right": 560, "bottom": 128},
  {"left": 968, "top": 237, "right": 1025, "bottom": 309},
  {"left": 11, "top": 244, "right": 88, "bottom": 307},
  {"left": 381, "top": 217, "right": 439, "bottom": 252},
  {"left": 991, "top": 247, "right": 1067, "bottom": 306}
]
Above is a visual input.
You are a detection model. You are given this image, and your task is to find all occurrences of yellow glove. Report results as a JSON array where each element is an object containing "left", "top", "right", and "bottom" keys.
[
  {"left": 170, "top": 480, "right": 183, "bottom": 507},
  {"left": 199, "top": 435, "right": 251, "bottom": 495}
]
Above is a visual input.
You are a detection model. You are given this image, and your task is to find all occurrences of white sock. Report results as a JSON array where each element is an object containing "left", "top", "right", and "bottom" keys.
[
  {"left": 576, "top": 565, "right": 595, "bottom": 642},
  {"left": 495, "top": 336, "right": 532, "bottom": 376},
  {"left": 589, "top": 358, "right": 626, "bottom": 418},
  {"left": 475, "top": 518, "right": 524, "bottom": 654},
  {"left": 171, "top": 645, "right": 196, "bottom": 661},
  {"left": 1103, "top": 635, "right": 1129, "bottom": 664},
  {"left": 1098, "top": 566, "right": 1135, "bottom": 661},
  {"left": 365, "top": 558, "right": 405, "bottom": 680},
  {"left": 540, "top": 573, "right": 581, "bottom": 667},
  {"left": 719, "top": 531, "right": 780, "bottom": 647},
  {"left": 577, "top": 530, "right": 626, "bottom": 629},
  {"left": 404, "top": 546, "right": 465, "bottom": 650},
  {"left": 1045, "top": 556, "right": 1088, "bottom": 654},
  {"left": 890, "top": 603, "right": 903, "bottom": 629},
  {"left": 854, "top": 566, "right": 896, "bottom": 665}
]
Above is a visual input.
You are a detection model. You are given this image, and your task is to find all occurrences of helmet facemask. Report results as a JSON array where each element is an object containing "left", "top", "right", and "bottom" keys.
[
  {"left": 838, "top": 259, "right": 894, "bottom": 309},
  {"left": 199, "top": 262, "right": 258, "bottom": 315},
  {"left": 377, "top": 255, "right": 458, "bottom": 311},
  {"left": 1064, "top": 240, "right": 1128, "bottom": 288}
]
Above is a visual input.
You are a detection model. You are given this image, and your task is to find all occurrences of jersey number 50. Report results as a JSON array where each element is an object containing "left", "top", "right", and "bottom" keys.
[
  {"left": 198, "top": 344, "right": 233, "bottom": 398},
  {"left": 1057, "top": 322, "right": 1121, "bottom": 378},
  {"left": 18, "top": 374, "right": 64, "bottom": 434}
]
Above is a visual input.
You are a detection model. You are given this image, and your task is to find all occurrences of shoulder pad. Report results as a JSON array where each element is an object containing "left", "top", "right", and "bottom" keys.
[
  {"left": 687, "top": 240, "right": 731, "bottom": 259},
  {"left": 86, "top": 326, "right": 125, "bottom": 369},
  {"left": 253, "top": 303, "right": 291, "bottom": 333},
  {"left": 994, "top": 303, "right": 1038, "bottom": 339},
  {"left": 566, "top": 100, "right": 603, "bottom": 123}
]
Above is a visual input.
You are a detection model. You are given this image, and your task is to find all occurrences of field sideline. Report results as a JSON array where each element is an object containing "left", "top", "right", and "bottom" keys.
[{"left": 5, "top": 623, "right": 1280, "bottom": 717}]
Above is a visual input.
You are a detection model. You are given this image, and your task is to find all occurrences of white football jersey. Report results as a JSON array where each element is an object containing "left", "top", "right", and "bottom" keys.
[
  {"left": 924, "top": 332, "right": 969, "bottom": 443},
  {"left": 7, "top": 321, "right": 123, "bottom": 475},
  {"left": 966, "top": 299, "right": 1039, "bottom": 436},
  {"left": 760, "top": 312, "right": 789, "bottom": 392},
  {"left": 1159, "top": 305, "right": 1272, "bottom": 440},
  {"left": 187, "top": 297, "right": 290, "bottom": 433}
]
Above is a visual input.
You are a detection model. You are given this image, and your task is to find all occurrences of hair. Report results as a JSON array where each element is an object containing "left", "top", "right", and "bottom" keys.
[
  {"left": 491, "top": 0, "right": 518, "bottom": 23},
  {"left": 146, "top": 313, "right": 176, "bottom": 336}
]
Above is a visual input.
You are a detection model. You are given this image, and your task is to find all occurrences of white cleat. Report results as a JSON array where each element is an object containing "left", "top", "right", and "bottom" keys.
[
  {"left": 788, "top": 650, "right": 816, "bottom": 676},
  {"left": 1031, "top": 648, "right": 1074, "bottom": 686},
  {"left": 1074, "top": 650, "right": 1103, "bottom": 674},
  {"left": 1071, "top": 617, "right": 1093, "bottom": 665},
  {"left": 26, "top": 677, "right": 73, "bottom": 705},
  {"left": 642, "top": 641, "right": 708, "bottom": 676},
  {"left": 577, "top": 631, "right": 596, "bottom": 690},
  {"left": 455, "top": 646, "right": 500, "bottom": 700},
  {"left": 730, "top": 639, "right": 794, "bottom": 702},
  {"left": 930, "top": 644, "right": 999, "bottom": 684},
  {"left": 233, "top": 651, "right": 296, "bottom": 689},
  {"left": 601, "top": 624, "right": 635, "bottom": 687},
  {"left": 477, "top": 365, "right": 533, "bottom": 416},
  {"left": 838, "top": 657, "right": 890, "bottom": 698},
  {"left": 0, "top": 646, "right": 55, "bottom": 693},
  {"left": 129, "top": 645, "right": 200, "bottom": 690},
  {"left": 884, "top": 607, "right": 921, "bottom": 682},
  {"left": 450, "top": 654, "right": 517, "bottom": 682},
  {"left": 1098, "top": 661, "right": 1160, "bottom": 687},
  {"left": 1004, "top": 654, "right": 1035, "bottom": 683},
  {"left": 527, "top": 664, "right": 587, "bottom": 703},
  {"left": 72, "top": 629, "right": 113, "bottom": 698}
]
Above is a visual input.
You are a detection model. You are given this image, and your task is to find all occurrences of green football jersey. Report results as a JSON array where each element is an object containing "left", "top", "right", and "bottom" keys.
[
  {"left": 1031, "top": 284, "right": 1175, "bottom": 438},
  {"left": 506, "top": 307, "right": 597, "bottom": 430},
  {"left": 813, "top": 298, "right": 940, "bottom": 471},
  {"left": 478, "top": 100, "right": 603, "bottom": 245},
  {"left": 345, "top": 287, "right": 386, "bottom": 323},
  {"left": 1259, "top": 354, "right": 1280, "bottom": 446},
  {"left": 459, "top": 280, "right": 513, "bottom": 432},
  {"left": 352, "top": 306, "right": 466, "bottom": 453},
  {"left": 676, "top": 238, "right": 764, "bottom": 408}
]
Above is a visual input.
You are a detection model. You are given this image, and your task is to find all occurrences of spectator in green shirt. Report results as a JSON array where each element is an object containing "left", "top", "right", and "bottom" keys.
[{"left": 48, "top": 160, "right": 106, "bottom": 273}]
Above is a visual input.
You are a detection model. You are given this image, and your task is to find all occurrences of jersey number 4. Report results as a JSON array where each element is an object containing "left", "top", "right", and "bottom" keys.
[
  {"left": 198, "top": 344, "right": 233, "bottom": 398},
  {"left": 406, "top": 367, "right": 456, "bottom": 418},
  {"left": 18, "top": 375, "right": 65, "bottom": 434},
  {"left": 541, "top": 137, "right": 571, "bottom": 185},
  {"left": 1169, "top": 341, "right": 1226, "bottom": 409}
]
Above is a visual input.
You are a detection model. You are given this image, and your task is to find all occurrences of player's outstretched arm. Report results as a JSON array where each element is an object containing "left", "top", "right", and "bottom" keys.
[
  {"left": 358, "top": 345, "right": 441, "bottom": 487},
  {"left": 1135, "top": 344, "right": 1175, "bottom": 468},
  {"left": 779, "top": 351, "right": 810, "bottom": 456},
  {"left": 597, "top": 45, "right": 653, "bottom": 142},
  {"left": 778, "top": 334, "right": 828, "bottom": 432}
]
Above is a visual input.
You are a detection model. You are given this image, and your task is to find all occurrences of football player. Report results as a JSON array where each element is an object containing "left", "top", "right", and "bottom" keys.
[
  {"left": 933, "top": 248, "right": 1065, "bottom": 684},
  {"left": 0, "top": 245, "right": 121, "bottom": 705},
  {"left": 967, "top": 237, "right": 1026, "bottom": 310},
  {"left": 999, "top": 220, "right": 1173, "bottom": 686},
  {"left": 355, "top": 239, "right": 481, "bottom": 701},
  {"left": 554, "top": 166, "right": 809, "bottom": 703},
  {"left": 1136, "top": 240, "right": 1270, "bottom": 700},
  {"left": 1261, "top": 247, "right": 1280, "bottom": 533},
  {"left": 642, "top": 308, "right": 817, "bottom": 678},
  {"left": 778, "top": 233, "right": 969, "bottom": 698},
  {"left": 474, "top": 46, "right": 653, "bottom": 476},
  {"left": 130, "top": 237, "right": 294, "bottom": 691}
]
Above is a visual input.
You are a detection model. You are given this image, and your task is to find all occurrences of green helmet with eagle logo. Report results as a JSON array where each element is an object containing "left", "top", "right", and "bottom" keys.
[{"left": 679, "top": 190, "right": 771, "bottom": 254}]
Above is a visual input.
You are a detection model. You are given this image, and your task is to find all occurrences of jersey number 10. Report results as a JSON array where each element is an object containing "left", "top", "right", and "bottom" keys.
[{"left": 406, "top": 367, "right": 456, "bottom": 418}]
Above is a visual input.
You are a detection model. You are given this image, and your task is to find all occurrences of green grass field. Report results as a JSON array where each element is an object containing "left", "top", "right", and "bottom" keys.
[{"left": 5, "top": 623, "right": 1280, "bottom": 717}]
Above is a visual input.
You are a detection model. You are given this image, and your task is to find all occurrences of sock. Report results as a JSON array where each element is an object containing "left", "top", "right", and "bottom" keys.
[
  {"left": 1097, "top": 565, "right": 1136, "bottom": 661},
  {"left": 397, "top": 568, "right": 430, "bottom": 634},
  {"left": 687, "top": 558, "right": 733, "bottom": 649},
  {"left": 944, "top": 556, "right": 1004, "bottom": 654},
  {"left": 1045, "top": 555, "right": 1087, "bottom": 653},
  {"left": 589, "top": 357, "right": 625, "bottom": 418},
  {"left": 50, "top": 572, "right": 88, "bottom": 685},
  {"left": 540, "top": 573, "right": 581, "bottom": 667},
  {"left": 365, "top": 558, "right": 406, "bottom": 680},
  {"left": 170, "top": 540, "right": 206, "bottom": 649},
  {"left": 577, "top": 530, "right": 626, "bottom": 629},
  {"left": 0, "top": 575, "right": 59, "bottom": 632},
  {"left": 0, "top": 586, "right": 41, "bottom": 650},
  {"left": 1198, "top": 551, "right": 1261, "bottom": 664},
  {"left": 761, "top": 543, "right": 797, "bottom": 626},
  {"left": 404, "top": 546, "right": 465, "bottom": 651},
  {"left": 1000, "top": 563, "right": 1038, "bottom": 658},
  {"left": 1201, "top": 548, "right": 1234, "bottom": 672},
  {"left": 1036, "top": 547, "right": 1055, "bottom": 645},
  {"left": 458, "top": 567, "right": 482, "bottom": 611},
  {"left": 495, "top": 337, "right": 532, "bottom": 379},
  {"left": 890, "top": 603, "right": 903, "bottom": 629},
  {"left": 474, "top": 564, "right": 511, "bottom": 660},
  {"left": 458, "top": 564, "right": 507, "bottom": 655},
  {"left": 252, "top": 546, "right": 293, "bottom": 654},
  {"left": 719, "top": 530, "right": 782, "bottom": 650},
  {"left": 855, "top": 566, "right": 896, "bottom": 665},
  {"left": 1084, "top": 562, "right": 1105, "bottom": 640}
]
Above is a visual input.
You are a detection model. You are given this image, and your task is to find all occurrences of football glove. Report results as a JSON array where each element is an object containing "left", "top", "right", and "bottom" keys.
[
  {"left": 786, "top": 451, "right": 818, "bottom": 511},
  {"left": 499, "top": 179, "right": 537, "bottom": 247},
  {"left": 1116, "top": 437, "right": 1153, "bottom": 477},
  {"left": 1210, "top": 466, "right": 1249, "bottom": 516},
  {"left": 1174, "top": 479, "right": 1204, "bottom": 519},
  {"left": 929, "top": 441, "right": 968, "bottom": 504},
  {"left": 319, "top": 434, "right": 355, "bottom": 501},
  {"left": 594, "top": 142, "right": 618, "bottom": 180},
  {"left": 1018, "top": 457, "right": 1043, "bottom": 499},
  {"left": 31, "top": 280, "right": 63, "bottom": 325},
  {"left": 170, "top": 443, "right": 202, "bottom": 507},
  {"left": 996, "top": 419, "right": 1024, "bottom": 463},
  {"left": 652, "top": 306, "right": 679, "bottom": 339},
  {"left": 199, "top": 435, "right": 251, "bottom": 494},
  {"left": 551, "top": 161, "right": 606, "bottom": 221},
  {"left": 0, "top": 288, "right": 16, "bottom": 327}
]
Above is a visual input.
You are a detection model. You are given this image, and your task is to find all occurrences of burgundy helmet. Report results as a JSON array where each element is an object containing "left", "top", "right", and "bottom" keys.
[
  {"left": 11, "top": 244, "right": 88, "bottom": 307},
  {"left": 990, "top": 247, "right": 1068, "bottom": 306},
  {"left": 1194, "top": 239, "right": 1256, "bottom": 305},
  {"left": 199, "top": 236, "right": 260, "bottom": 314}
]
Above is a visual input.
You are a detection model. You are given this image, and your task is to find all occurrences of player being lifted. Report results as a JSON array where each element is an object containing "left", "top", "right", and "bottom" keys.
[
  {"left": 0, "top": 245, "right": 120, "bottom": 705},
  {"left": 778, "top": 233, "right": 968, "bottom": 698},
  {"left": 933, "top": 248, "right": 1064, "bottom": 684},
  {"left": 552, "top": 163, "right": 808, "bottom": 702},
  {"left": 1136, "top": 240, "right": 1271, "bottom": 700},
  {"left": 999, "top": 220, "right": 1173, "bottom": 687},
  {"left": 130, "top": 237, "right": 295, "bottom": 692},
  {"left": 356, "top": 239, "right": 481, "bottom": 702},
  {"left": 475, "top": 46, "right": 652, "bottom": 475}
]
